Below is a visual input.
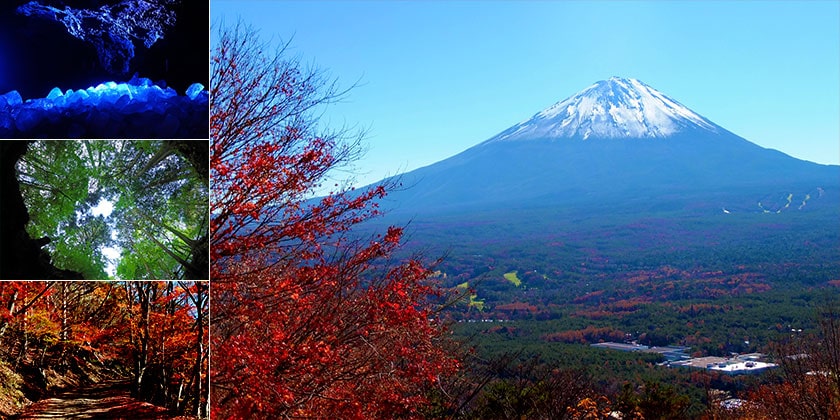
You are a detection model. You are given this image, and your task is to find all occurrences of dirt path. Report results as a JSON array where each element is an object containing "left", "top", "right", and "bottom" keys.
[{"left": 13, "top": 379, "right": 171, "bottom": 420}]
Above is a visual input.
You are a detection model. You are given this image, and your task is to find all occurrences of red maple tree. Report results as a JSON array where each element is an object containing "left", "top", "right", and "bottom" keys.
[{"left": 210, "top": 22, "right": 458, "bottom": 419}]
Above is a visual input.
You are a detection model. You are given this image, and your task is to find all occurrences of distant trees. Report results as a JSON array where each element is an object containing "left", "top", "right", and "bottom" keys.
[
  {"left": 460, "top": 358, "right": 596, "bottom": 420},
  {"left": 120, "top": 281, "right": 209, "bottom": 417},
  {"left": 210, "top": 21, "right": 457, "bottom": 418},
  {"left": 743, "top": 305, "right": 840, "bottom": 419},
  {"left": 612, "top": 381, "right": 691, "bottom": 419}
]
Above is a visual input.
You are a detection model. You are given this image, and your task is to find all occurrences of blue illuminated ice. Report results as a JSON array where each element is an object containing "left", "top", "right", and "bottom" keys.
[
  {"left": 186, "top": 83, "right": 205, "bottom": 100},
  {"left": 17, "top": 0, "right": 179, "bottom": 75},
  {"left": 1, "top": 91, "right": 23, "bottom": 107},
  {"left": 0, "top": 77, "right": 208, "bottom": 139},
  {"left": 47, "top": 88, "right": 63, "bottom": 101}
]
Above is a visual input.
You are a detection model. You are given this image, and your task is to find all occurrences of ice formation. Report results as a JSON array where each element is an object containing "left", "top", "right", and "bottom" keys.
[
  {"left": 0, "top": 77, "right": 208, "bottom": 139},
  {"left": 17, "top": 0, "right": 179, "bottom": 75}
]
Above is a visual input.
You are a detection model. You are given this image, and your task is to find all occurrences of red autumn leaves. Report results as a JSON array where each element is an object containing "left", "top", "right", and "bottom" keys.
[{"left": 209, "top": 23, "right": 458, "bottom": 419}]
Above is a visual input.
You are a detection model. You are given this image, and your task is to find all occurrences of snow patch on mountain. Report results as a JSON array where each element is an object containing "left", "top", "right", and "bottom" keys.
[{"left": 490, "top": 77, "right": 720, "bottom": 142}]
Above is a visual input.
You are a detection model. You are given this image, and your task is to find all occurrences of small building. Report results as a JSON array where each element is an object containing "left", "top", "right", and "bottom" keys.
[
  {"left": 709, "top": 360, "right": 776, "bottom": 374},
  {"left": 671, "top": 354, "right": 777, "bottom": 374},
  {"left": 591, "top": 343, "right": 691, "bottom": 361},
  {"left": 591, "top": 342, "right": 649, "bottom": 352},
  {"left": 647, "top": 346, "right": 691, "bottom": 361}
]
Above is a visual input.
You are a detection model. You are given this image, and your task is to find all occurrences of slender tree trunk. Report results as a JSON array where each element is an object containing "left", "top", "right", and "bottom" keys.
[
  {"left": 60, "top": 283, "right": 69, "bottom": 342},
  {"left": 134, "top": 207, "right": 197, "bottom": 248},
  {"left": 131, "top": 283, "right": 153, "bottom": 398},
  {"left": 15, "top": 314, "right": 27, "bottom": 369},
  {"left": 0, "top": 290, "right": 18, "bottom": 340},
  {"left": 191, "top": 283, "right": 207, "bottom": 418},
  {"left": 141, "top": 230, "right": 198, "bottom": 276},
  {"left": 139, "top": 142, "right": 176, "bottom": 175},
  {"left": 141, "top": 286, "right": 151, "bottom": 396}
]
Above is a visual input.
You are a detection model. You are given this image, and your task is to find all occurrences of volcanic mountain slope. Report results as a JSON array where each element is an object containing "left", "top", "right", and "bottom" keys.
[{"left": 375, "top": 77, "right": 838, "bottom": 217}]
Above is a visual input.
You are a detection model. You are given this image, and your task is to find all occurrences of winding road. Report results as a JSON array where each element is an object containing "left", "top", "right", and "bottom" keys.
[{"left": 13, "top": 380, "right": 171, "bottom": 420}]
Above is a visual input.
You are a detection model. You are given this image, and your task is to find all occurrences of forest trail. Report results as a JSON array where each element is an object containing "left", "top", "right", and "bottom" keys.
[{"left": 12, "top": 379, "right": 171, "bottom": 420}]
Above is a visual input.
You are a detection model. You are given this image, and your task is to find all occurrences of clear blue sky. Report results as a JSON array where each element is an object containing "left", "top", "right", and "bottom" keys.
[{"left": 212, "top": 1, "right": 839, "bottom": 188}]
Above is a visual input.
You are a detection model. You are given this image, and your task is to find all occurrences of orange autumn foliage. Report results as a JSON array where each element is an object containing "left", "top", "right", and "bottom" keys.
[{"left": 209, "top": 22, "right": 458, "bottom": 419}]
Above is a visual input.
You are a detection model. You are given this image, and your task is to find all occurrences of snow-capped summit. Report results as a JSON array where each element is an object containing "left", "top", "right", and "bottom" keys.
[{"left": 489, "top": 77, "right": 720, "bottom": 142}]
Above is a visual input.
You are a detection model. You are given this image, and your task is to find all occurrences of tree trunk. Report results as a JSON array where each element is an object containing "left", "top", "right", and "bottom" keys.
[{"left": 192, "top": 283, "right": 207, "bottom": 417}]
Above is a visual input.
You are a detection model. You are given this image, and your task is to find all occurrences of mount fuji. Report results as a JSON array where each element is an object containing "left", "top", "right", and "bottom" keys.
[
  {"left": 371, "top": 77, "right": 839, "bottom": 218},
  {"left": 488, "top": 77, "right": 719, "bottom": 142}
]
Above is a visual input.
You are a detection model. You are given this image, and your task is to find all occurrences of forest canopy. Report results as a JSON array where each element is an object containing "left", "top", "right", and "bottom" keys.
[{"left": 15, "top": 140, "right": 208, "bottom": 280}]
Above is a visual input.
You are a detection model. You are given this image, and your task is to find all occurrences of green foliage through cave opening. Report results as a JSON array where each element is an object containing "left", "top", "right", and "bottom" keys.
[{"left": 16, "top": 140, "right": 208, "bottom": 280}]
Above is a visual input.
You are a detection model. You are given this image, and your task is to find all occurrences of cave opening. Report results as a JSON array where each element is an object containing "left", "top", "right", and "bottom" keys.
[{"left": 10, "top": 140, "right": 208, "bottom": 280}]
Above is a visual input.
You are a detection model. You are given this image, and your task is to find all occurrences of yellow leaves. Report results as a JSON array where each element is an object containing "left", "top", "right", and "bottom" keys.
[{"left": 569, "top": 396, "right": 614, "bottom": 420}]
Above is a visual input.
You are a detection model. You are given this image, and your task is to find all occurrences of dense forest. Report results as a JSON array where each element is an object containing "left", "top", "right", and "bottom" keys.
[
  {"left": 6, "top": 140, "right": 208, "bottom": 280},
  {"left": 0, "top": 281, "right": 209, "bottom": 418},
  {"left": 382, "top": 206, "right": 840, "bottom": 418}
]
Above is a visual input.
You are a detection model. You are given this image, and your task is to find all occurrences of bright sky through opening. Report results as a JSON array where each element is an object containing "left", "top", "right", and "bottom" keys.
[
  {"left": 90, "top": 198, "right": 113, "bottom": 217},
  {"left": 90, "top": 198, "right": 120, "bottom": 278}
]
